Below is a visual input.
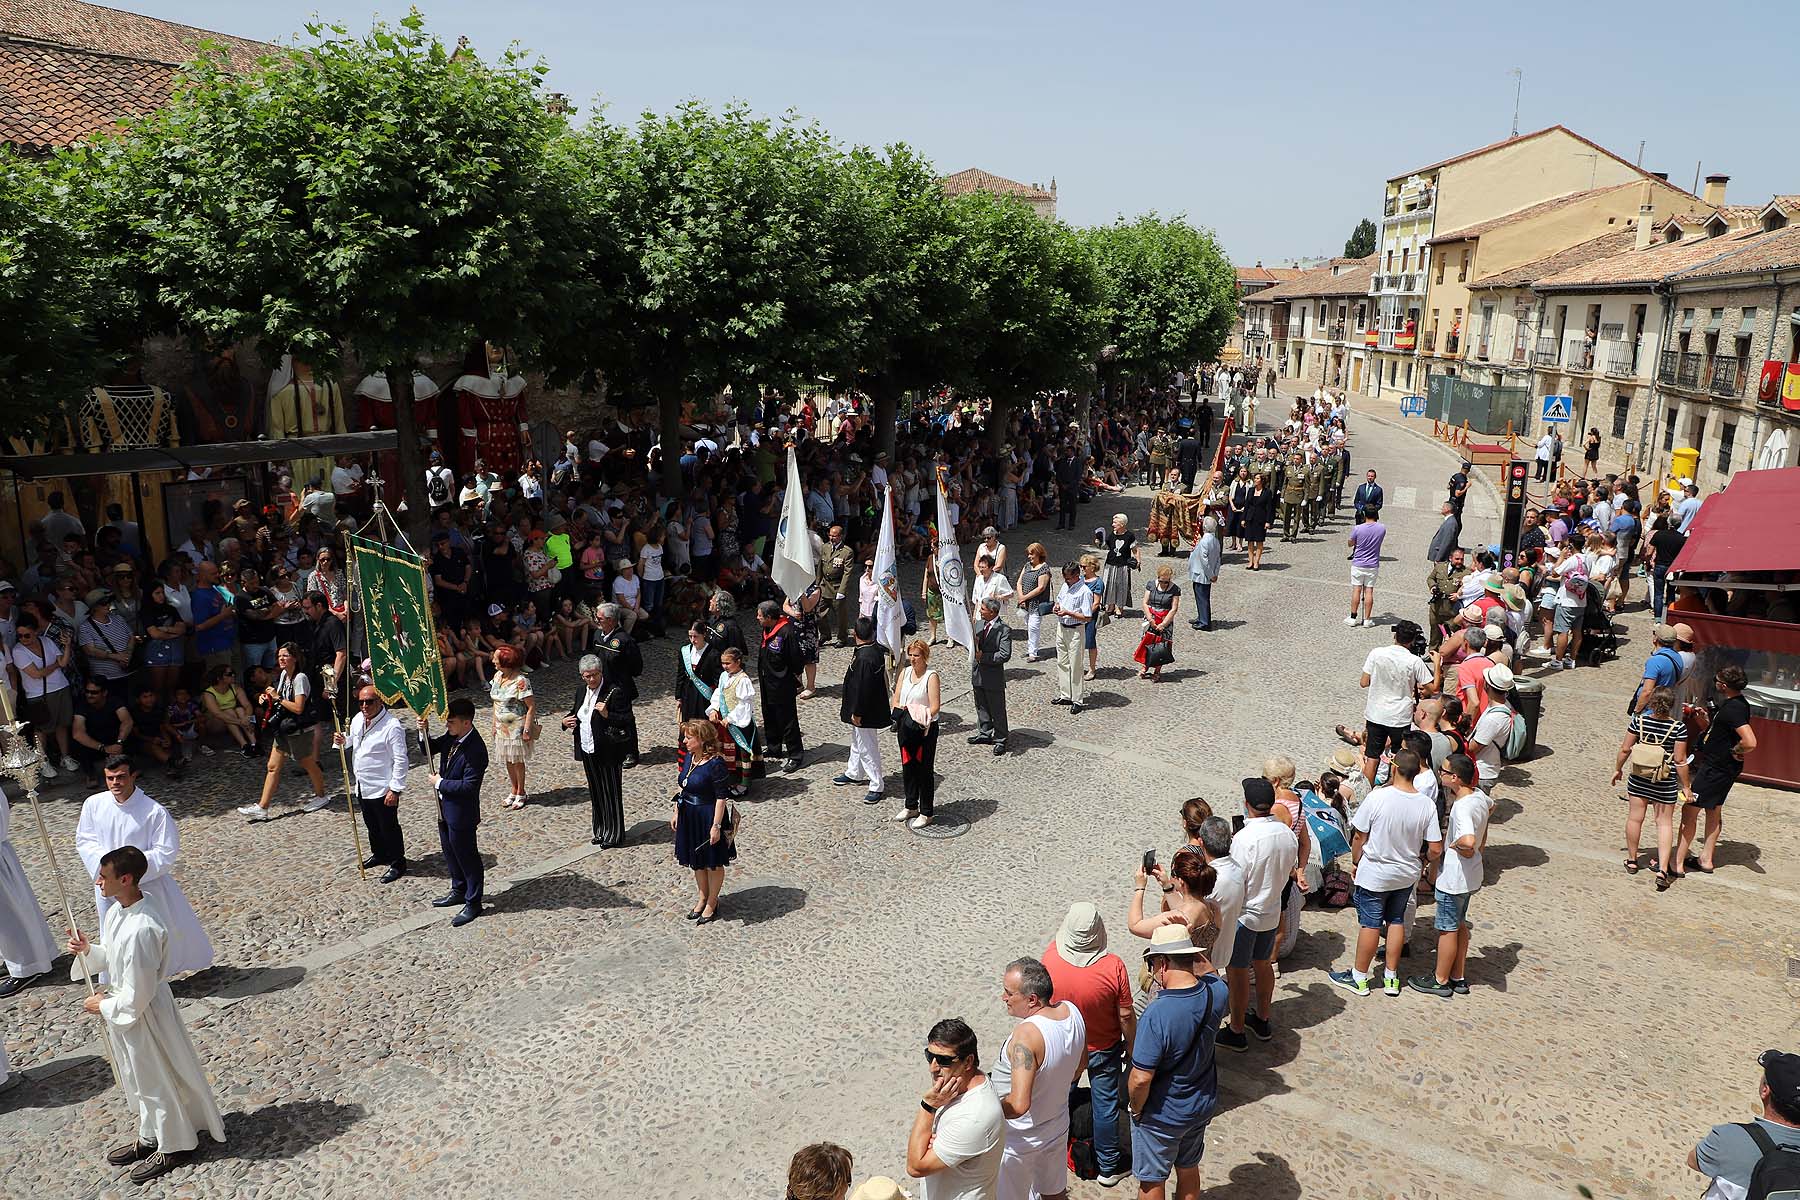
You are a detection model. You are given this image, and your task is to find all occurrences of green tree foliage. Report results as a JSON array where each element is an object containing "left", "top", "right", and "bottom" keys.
[
  {"left": 97, "top": 13, "right": 585, "bottom": 531},
  {"left": 949, "top": 192, "right": 1103, "bottom": 447},
  {"left": 0, "top": 151, "right": 124, "bottom": 440},
  {"left": 1081, "top": 214, "right": 1237, "bottom": 395},
  {"left": 1344, "top": 217, "right": 1377, "bottom": 259}
]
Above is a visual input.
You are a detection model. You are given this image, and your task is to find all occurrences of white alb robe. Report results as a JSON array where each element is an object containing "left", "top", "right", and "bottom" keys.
[
  {"left": 0, "top": 792, "right": 59, "bottom": 978},
  {"left": 74, "top": 789, "right": 213, "bottom": 978},
  {"left": 72, "top": 893, "right": 225, "bottom": 1153}
]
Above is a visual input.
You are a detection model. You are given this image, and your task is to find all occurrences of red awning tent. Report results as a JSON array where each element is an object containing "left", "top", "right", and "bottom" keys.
[{"left": 1670, "top": 466, "right": 1800, "bottom": 576}]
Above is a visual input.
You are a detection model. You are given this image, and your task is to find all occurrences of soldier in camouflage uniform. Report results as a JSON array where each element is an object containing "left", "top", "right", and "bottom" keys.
[
  {"left": 1302, "top": 455, "right": 1324, "bottom": 533},
  {"left": 1149, "top": 430, "right": 1175, "bottom": 489}
]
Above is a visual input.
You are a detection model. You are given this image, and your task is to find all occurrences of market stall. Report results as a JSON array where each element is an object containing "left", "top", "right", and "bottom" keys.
[{"left": 1667, "top": 467, "right": 1800, "bottom": 789}]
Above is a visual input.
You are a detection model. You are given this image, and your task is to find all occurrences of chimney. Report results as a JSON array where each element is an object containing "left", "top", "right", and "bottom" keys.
[
  {"left": 1703, "top": 173, "right": 1729, "bottom": 206},
  {"left": 1635, "top": 179, "right": 1656, "bottom": 251}
]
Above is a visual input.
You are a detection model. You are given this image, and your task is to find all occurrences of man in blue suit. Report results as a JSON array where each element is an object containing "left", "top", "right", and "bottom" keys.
[
  {"left": 426, "top": 697, "right": 488, "bottom": 928},
  {"left": 1353, "top": 469, "right": 1384, "bottom": 519}
]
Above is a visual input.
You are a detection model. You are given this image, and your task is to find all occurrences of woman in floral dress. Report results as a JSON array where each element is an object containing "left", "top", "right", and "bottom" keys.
[{"left": 488, "top": 645, "right": 536, "bottom": 809}]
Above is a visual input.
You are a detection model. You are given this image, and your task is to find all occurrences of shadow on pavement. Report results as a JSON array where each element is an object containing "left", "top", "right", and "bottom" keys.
[
  {"left": 524, "top": 785, "right": 590, "bottom": 809},
  {"left": 0, "top": 1055, "right": 114, "bottom": 1113},
  {"left": 933, "top": 795, "right": 999, "bottom": 828},
  {"left": 407, "top": 850, "right": 501, "bottom": 880},
  {"left": 221, "top": 1099, "right": 366, "bottom": 1162},
  {"left": 1078, "top": 690, "right": 1129, "bottom": 710},
  {"left": 173, "top": 964, "right": 306, "bottom": 1003},
  {"left": 1487, "top": 795, "right": 1525, "bottom": 826},
  {"left": 1465, "top": 940, "right": 1523, "bottom": 992},
  {"left": 501, "top": 873, "right": 643, "bottom": 914},
  {"left": 1709, "top": 840, "right": 1764, "bottom": 874},
  {"left": 1198, "top": 1152, "right": 1302, "bottom": 1199},
  {"left": 625, "top": 818, "right": 675, "bottom": 847},
  {"left": 721, "top": 884, "right": 806, "bottom": 926},
  {"left": 1482, "top": 842, "right": 1549, "bottom": 885},
  {"left": 1280, "top": 927, "right": 1345, "bottom": 975}
]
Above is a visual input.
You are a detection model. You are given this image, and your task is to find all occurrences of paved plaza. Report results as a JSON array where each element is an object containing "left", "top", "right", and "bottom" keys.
[{"left": 3, "top": 395, "right": 1797, "bottom": 1199}]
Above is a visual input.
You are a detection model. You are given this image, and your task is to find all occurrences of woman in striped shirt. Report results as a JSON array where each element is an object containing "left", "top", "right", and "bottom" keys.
[{"left": 1613, "top": 686, "right": 1691, "bottom": 890}]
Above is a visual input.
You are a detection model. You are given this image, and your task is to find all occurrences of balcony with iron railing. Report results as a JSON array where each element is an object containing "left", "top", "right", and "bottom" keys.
[
  {"left": 1327, "top": 322, "right": 1346, "bottom": 342},
  {"left": 1602, "top": 342, "right": 1634, "bottom": 378},
  {"left": 1510, "top": 338, "right": 1529, "bottom": 365},
  {"left": 1474, "top": 337, "right": 1491, "bottom": 361},
  {"left": 1677, "top": 352, "right": 1702, "bottom": 388},
  {"left": 1658, "top": 349, "right": 1678, "bottom": 384},
  {"left": 1421, "top": 330, "right": 1436, "bottom": 353},
  {"left": 1564, "top": 339, "right": 1596, "bottom": 372},
  {"left": 1534, "top": 336, "right": 1559, "bottom": 367},
  {"left": 1708, "top": 355, "right": 1747, "bottom": 397},
  {"left": 1285, "top": 324, "right": 1305, "bottom": 341}
]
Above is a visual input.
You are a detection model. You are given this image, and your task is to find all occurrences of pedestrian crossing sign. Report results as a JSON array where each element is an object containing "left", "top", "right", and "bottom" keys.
[{"left": 1541, "top": 395, "right": 1572, "bottom": 424}]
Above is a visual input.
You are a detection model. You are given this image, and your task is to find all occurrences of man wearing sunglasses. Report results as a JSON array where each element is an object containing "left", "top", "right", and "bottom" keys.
[
  {"left": 906, "top": 1017, "right": 1004, "bottom": 1200},
  {"left": 333, "top": 687, "right": 411, "bottom": 883}
]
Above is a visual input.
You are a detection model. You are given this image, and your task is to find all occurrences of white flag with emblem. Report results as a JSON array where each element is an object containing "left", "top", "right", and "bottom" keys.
[
  {"left": 935, "top": 466, "right": 975, "bottom": 656},
  {"left": 771, "top": 445, "right": 815, "bottom": 601},
  {"left": 873, "top": 484, "right": 906, "bottom": 654}
]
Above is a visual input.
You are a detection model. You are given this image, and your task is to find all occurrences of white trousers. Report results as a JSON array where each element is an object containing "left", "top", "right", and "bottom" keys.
[
  {"left": 846, "top": 726, "right": 884, "bottom": 793},
  {"left": 1026, "top": 608, "right": 1044, "bottom": 657}
]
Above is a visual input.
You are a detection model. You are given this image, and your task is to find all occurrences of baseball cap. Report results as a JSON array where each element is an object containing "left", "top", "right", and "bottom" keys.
[
  {"left": 1652, "top": 623, "right": 1677, "bottom": 643},
  {"left": 1672, "top": 622, "right": 1694, "bottom": 643},
  {"left": 486, "top": 603, "right": 505, "bottom": 617},
  {"left": 1242, "top": 777, "right": 1275, "bottom": 812},
  {"left": 0, "top": 580, "right": 16, "bottom": 594},
  {"left": 84, "top": 588, "right": 114, "bottom": 607},
  {"left": 1762, "top": 1050, "right": 1800, "bottom": 1110}
]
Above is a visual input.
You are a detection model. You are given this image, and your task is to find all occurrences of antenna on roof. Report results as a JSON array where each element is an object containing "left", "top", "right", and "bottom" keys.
[
  {"left": 1635, "top": 139, "right": 1644, "bottom": 166},
  {"left": 1691, "top": 161, "right": 1702, "bottom": 195},
  {"left": 1508, "top": 68, "right": 1522, "bottom": 137}
]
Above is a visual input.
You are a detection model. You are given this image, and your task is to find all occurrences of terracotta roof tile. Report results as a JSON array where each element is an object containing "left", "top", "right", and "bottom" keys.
[
  {"left": 1426, "top": 184, "right": 1638, "bottom": 245},
  {"left": 0, "top": 37, "right": 175, "bottom": 148},
  {"left": 939, "top": 167, "right": 1053, "bottom": 201},
  {"left": 1393, "top": 125, "right": 1698, "bottom": 200},
  {"left": 1534, "top": 227, "right": 1768, "bottom": 290},
  {"left": 1669, "top": 225, "right": 1800, "bottom": 280},
  {"left": 0, "top": 0, "right": 268, "bottom": 69},
  {"left": 1251, "top": 257, "right": 1375, "bottom": 302}
]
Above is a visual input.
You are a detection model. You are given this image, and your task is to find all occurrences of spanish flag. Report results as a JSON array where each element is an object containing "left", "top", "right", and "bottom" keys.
[{"left": 1785, "top": 363, "right": 1800, "bottom": 412}]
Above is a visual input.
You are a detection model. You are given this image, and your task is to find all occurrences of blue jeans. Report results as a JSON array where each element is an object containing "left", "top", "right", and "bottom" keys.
[
  {"left": 1084, "top": 1042, "right": 1125, "bottom": 1175},
  {"left": 242, "top": 641, "right": 276, "bottom": 671},
  {"left": 639, "top": 577, "right": 666, "bottom": 621},
  {"left": 1190, "top": 581, "right": 1212, "bottom": 629}
]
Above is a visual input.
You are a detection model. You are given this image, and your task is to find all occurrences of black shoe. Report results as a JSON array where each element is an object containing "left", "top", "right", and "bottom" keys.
[
  {"left": 1069, "top": 704, "right": 1083, "bottom": 715},
  {"left": 107, "top": 1139, "right": 157, "bottom": 1166},
  {"left": 1051, "top": 697, "right": 1071, "bottom": 706},
  {"left": 451, "top": 902, "right": 481, "bottom": 928},
  {"left": 241, "top": 743, "right": 258, "bottom": 759},
  {"left": 685, "top": 907, "right": 705, "bottom": 921},
  {"left": 0, "top": 972, "right": 40, "bottom": 999},
  {"left": 1216, "top": 1025, "right": 1249, "bottom": 1053},
  {"left": 591, "top": 836, "right": 604, "bottom": 845},
  {"left": 991, "top": 741, "right": 1006, "bottom": 756},
  {"left": 695, "top": 909, "right": 719, "bottom": 925},
  {"left": 967, "top": 734, "right": 993, "bottom": 745},
  {"left": 430, "top": 893, "right": 463, "bottom": 908},
  {"left": 830, "top": 773, "right": 858, "bottom": 786},
  {"left": 380, "top": 863, "right": 406, "bottom": 884},
  {"left": 362, "top": 855, "right": 383, "bottom": 870},
  {"left": 1189, "top": 620, "right": 1204, "bottom": 629},
  {"left": 621, "top": 755, "right": 638, "bottom": 770},
  {"left": 781, "top": 757, "right": 802, "bottom": 774},
  {"left": 1245, "top": 1013, "right": 1274, "bottom": 1042}
]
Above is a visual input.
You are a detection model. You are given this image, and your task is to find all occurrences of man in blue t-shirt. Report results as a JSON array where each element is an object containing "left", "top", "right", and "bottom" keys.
[
  {"left": 189, "top": 560, "right": 236, "bottom": 673},
  {"left": 1128, "top": 926, "right": 1229, "bottom": 1199},
  {"left": 1631, "top": 624, "right": 1686, "bottom": 713}
]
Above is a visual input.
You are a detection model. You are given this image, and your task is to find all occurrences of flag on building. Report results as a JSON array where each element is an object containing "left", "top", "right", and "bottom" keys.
[
  {"left": 771, "top": 445, "right": 816, "bottom": 600},
  {"left": 935, "top": 466, "right": 974, "bottom": 655},
  {"left": 872, "top": 485, "right": 906, "bottom": 654},
  {"left": 1784, "top": 363, "right": 1800, "bottom": 413},
  {"left": 348, "top": 533, "right": 447, "bottom": 718}
]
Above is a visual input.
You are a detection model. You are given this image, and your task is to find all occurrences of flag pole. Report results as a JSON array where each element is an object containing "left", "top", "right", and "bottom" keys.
[{"left": 332, "top": 511, "right": 368, "bottom": 880}]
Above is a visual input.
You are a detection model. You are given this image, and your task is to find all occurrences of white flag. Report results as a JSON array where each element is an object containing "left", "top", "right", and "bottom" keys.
[
  {"left": 935, "top": 466, "right": 974, "bottom": 655},
  {"left": 873, "top": 484, "right": 906, "bottom": 654},
  {"left": 771, "top": 445, "right": 816, "bottom": 601}
]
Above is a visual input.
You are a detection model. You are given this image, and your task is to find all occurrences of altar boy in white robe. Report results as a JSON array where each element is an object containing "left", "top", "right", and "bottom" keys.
[
  {"left": 0, "top": 784, "right": 60, "bottom": 997},
  {"left": 74, "top": 756, "right": 212, "bottom": 979},
  {"left": 69, "top": 844, "right": 225, "bottom": 1184}
]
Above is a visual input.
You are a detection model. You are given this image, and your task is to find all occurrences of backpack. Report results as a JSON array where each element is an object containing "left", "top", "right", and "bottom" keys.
[
  {"left": 1627, "top": 648, "right": 1684, "bottom": 714},
  {"left": 1740, "top": 1122, "right": 1800, "bottom": 1200},
  {"left": 1489, "top": 701, "right": 1528, "bottom": 761}
]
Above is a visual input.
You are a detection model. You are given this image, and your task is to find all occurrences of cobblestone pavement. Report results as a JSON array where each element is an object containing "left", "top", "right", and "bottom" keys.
[{"left": 4, "top": 389, "right": 1797, "bottom": 1199}]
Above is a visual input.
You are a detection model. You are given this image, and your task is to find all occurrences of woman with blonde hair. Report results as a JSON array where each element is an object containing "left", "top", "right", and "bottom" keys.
[
  {"left": 1134, "top": 563, "right": 1181, "bottom": 682},
  {"left": 1079, "top": 553, "right": 1105, "bottom": 680},
  {"left": 890, "top": 638, "right": 941, "bottom": 829},
  {"left": 489, "top": 644, "right": 536, "bottom": 809},
  {"left": 1101, "top": 512, "right": 1139, "bottom": 618},
  {"left": 1014, "top": 542, "right": 1052, "bottom": 663},
  {"left": 1262, "top": 754, "right": 1312, "bottom": 964},
  {"left": 671, "top": 719, "right": 733, "bottom": 923}
]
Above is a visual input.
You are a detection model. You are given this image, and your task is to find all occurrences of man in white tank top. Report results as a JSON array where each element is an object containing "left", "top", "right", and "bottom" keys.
[{"left": 992, "top": 958, "right": 1087, "bottom": 1200}]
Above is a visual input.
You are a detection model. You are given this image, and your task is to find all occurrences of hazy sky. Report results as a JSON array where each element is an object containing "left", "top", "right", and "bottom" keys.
[{"left": 129, "top": 1, "right": 1785, "bottom": 265}]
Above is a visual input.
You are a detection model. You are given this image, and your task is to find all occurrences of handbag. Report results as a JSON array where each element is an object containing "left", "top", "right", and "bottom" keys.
[
  {"left": 1626, "top": 722, "right": 1673, "bottom": 781},
  {"left": 1142, "top": 632, "right": 1174, "bottom": 668}
]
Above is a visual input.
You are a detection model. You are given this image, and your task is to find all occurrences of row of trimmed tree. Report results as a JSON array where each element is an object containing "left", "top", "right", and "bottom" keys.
[{"left": 1, "top": 14, "right": 1238, "bottom": 525}]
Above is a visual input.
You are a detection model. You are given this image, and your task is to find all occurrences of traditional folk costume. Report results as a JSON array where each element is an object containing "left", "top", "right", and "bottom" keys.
[
  {"left": 451, "top": 371, "right": 529, "bottom": 480},
  {"left": 268, "top": 356, "right": 347, "bottom": 491},
  {"left": 707, "top": 667, "right": 759, "bottom": 795},
  {"left": 354, "top": 372, "right": 441, "bottom": 499}
]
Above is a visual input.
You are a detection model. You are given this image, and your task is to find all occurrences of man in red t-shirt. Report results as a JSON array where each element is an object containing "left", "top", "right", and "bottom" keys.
[
  {"left": 1041, "top": 902, "right": 1134, "bottom": 1186},
  {"left": 1454, "top": 626, "right": 1496, "bottom": 720}
]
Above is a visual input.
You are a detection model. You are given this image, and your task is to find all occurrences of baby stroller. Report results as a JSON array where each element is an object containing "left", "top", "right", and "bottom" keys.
[{"left": 1578, "top": 594, "right": 1619, "bottom": 666}]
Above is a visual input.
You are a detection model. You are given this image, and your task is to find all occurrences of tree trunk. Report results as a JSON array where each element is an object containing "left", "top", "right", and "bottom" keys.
[
  {"left": 870, "top": 375, "right": 902, "bottom": 462},
  {"left": 988, "top": 393, "right": 1012, "bottom": 453},
  {"left": 384, "top": 365, "right": 430, "bottom": 548},
  {"left": 659, "top": 386, "right": 685, "bottom": 499}
]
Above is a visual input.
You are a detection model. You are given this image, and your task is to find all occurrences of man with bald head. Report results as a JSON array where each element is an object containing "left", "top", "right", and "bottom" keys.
[{"left": 334, "top": 685, "right": 412, "bottom": 882}]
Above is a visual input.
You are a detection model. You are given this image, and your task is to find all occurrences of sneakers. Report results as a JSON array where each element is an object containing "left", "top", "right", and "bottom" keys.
[
  {"left": 1327, "top": 969, "right": 1369, "bottom": 996},
  {"left": 909, "top": 814, "right": 931, "bottom": 830},
  {"left": 237, "top": 804, "right": 272, "bottom": 822},
  {"left": 58, "top": 755, "right": 78, "bottom": 772},
  {"left": 1561, "top": 656, "right": 1575, "bottom": 669},
  {"left": 198, "top": 744, "right": 216, "bottom": 757},
  {"left": 1245, "top": 1012, "right": 1274, "bottom": 1042},
  {"left": 1407, "top": 975, "right": 1454, "bottom": 999},
  {"left": 1216, "top": 1025, "right": 1249, "bottom": 1053},
  {"left": 300, "top": 794, "right": 330, "bottom": 813},
  {"left": 862, "top": 791, "right": 882, "bottom": 806},
  {"left": 241, "top": 743, "right": 259, "bottom": 758},
  {"left": 830, "top": 774, "right": 858, "bottom": 787},
  {"left": 38, "top": 760, "right": 58, "bottom": 780},
  {"left": 1343, "top": 615, "right": 1359, "bottom": 626},
  {"left": 1450, "top": 978, "right": 1470, "bottom": 995},
  {"left": 1095, "top": 1169, "right": 1131, "bottom": 1188},
  {"left": 1363, "top": 618, "right": 1377, "bottom": 628},
  {"left": 1548, "top": 658, "right": 1564, "bottom": 670},
  {"left": 1383, "top": 974, "right": 1402, "bottom": 997}
]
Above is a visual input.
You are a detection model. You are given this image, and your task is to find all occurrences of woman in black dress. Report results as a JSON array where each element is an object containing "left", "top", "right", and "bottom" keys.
[
  {"left": 1243, "top": 477, "right": 1272, "bottom": 570},
  {"left": 1134, "top": 565, "right": 1182, "bottom": 682},
  {"left": 672, "top": 719, "right": 734, "bottom": 923},
  {"left": 1227, "top": 467, "right": 1252, "bottom": 551},
  {"left": 1583, "top": 427, "right": 1602, "bottom": 477}
]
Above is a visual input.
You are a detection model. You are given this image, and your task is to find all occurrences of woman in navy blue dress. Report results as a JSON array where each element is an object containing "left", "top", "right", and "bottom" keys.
[{"left": 672, "top": 719, "right": 734, "bottom": 924}]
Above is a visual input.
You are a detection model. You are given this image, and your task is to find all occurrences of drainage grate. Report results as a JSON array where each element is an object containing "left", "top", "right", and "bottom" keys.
[{"left": 1789, "top": 957, "right": 1800, "bottom": 980}]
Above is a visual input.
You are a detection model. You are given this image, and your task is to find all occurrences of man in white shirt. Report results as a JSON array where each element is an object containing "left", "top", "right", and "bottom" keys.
[
  {"left": 1359, "top": 621, "right": 1435, "bottom": 782},
  {"left": 1196, "top": 816, "right": 1246, "bottom": 984},
  {"left": 1534, "top": 431, "right": 1555, "bottom": 481},
  {"left": 908, "top": 1016, "right": 1006, "bottom": 1200},
  {"left": 1468, "top": 664, "right": 1516, "bottom": 792},
  {"left": 424, "top": 451, "right": 456, "bottom": 512},
  {"left": 1050, "top": 562, "right": 1094, "bottom": 713},
  {"left": 333, "top": 686, "right": 411, "bottom": 882},
  {"left": 1409, "top": 753, "right": 1491, "bottom": 998},
  {"left": 330, "top": 455, "right": 365, "bottom": 511},
  {"left": 1222, "top": 779, "right": 1298, "bottom": 1050},
  {"left": 1329, "top": 747, "right": 1442, "bottom": 997}
]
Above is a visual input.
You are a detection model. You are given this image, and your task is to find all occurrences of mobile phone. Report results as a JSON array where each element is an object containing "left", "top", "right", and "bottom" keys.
[
  {"left": 1142, "top": 849, "right": 1157, "bottom": 873},
  {"left": 1231, "top": 814, "right": 1246, "bottom": 834}
]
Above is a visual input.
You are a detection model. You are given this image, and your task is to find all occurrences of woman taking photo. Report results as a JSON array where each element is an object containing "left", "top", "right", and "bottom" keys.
[
  {"left": 140, "top": 580, "right": 188, "bottom": 699},
  {"left": 1101, "top": 513, "right": 1139, "bottom": 618},
  {"left": 889, "top": 638, "right": 941, "bottom": 829},
  {"left": 671, "top": 719, "right": 734, "bottom": 925},
  {"left": 489, "top": 644, "right": 536, "bottom": 810},
  {"left": 239, "top": 643, "right": 328, "bottom": 821},
  {"left": 200, "top": 663, "right": 257, "bottom": 756},
  {"left": 705, "top": 647, "right": 758, "bottom": 798},
  {"left": 782, "top": 579, "right": 825, "bottom": 699},
  {"left": 1134, "top": 564, "right": 1181, "bottom": 682},
  {"left": 1014, "top": 542, "right": 1052, "bottom": 663},
  {"left": 1612, "top": 685, "right": 1690, "bottom": 890}
]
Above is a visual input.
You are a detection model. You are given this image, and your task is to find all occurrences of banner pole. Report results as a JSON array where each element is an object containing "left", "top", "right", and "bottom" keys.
[{"left": 330, "top": 540, "right": 368, "bottom": 881}]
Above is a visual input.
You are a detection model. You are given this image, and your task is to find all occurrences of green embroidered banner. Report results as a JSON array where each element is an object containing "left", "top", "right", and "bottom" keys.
[{"left": 348, "top": 534, "right": 447, "bottom": 718}]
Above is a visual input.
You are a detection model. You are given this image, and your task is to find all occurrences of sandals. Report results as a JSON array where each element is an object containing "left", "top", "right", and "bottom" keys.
[
  {"left": 1654, "top": 869, "right": 1671, "bottom": 891},
  {"left": 1334, "top": 724, "right": 1363, "bottom": 747},
  {"left": 1684, "top": 855, "right": 1714, "bottom": 874},
  {"left": 504, "top": 795, "right": 526, "bottom": 810},
  {"left": 1623, "top": 856, "right": 1640, "bottom": 874},
  {"left": 1138, "top": 670, "right": 1151, "bottom": 680},
  {"left": 797, "top": 689, "right": 815, "bottom": 700}
]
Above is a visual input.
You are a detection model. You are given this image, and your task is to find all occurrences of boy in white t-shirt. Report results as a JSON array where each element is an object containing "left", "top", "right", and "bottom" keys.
[{"left": 1410, "top": 753, "right": 1492, "bottom": 999}]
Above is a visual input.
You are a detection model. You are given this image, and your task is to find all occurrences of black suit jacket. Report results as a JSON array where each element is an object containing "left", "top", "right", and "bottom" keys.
[
  {"left": 567, "top": 688, "right": 617, "bottom": 763},
  {"left": 840, "top": 643, "right": 893, "bottom": 728},
  {"left": 1354, "top": 482, "right": 1384, "bottom": 513},
  {"left": 970, "top": 619, "right": 1012, "bottom": 689},
  {"left": 427, "top": 729, "right": 488, "bottom": 827}
]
